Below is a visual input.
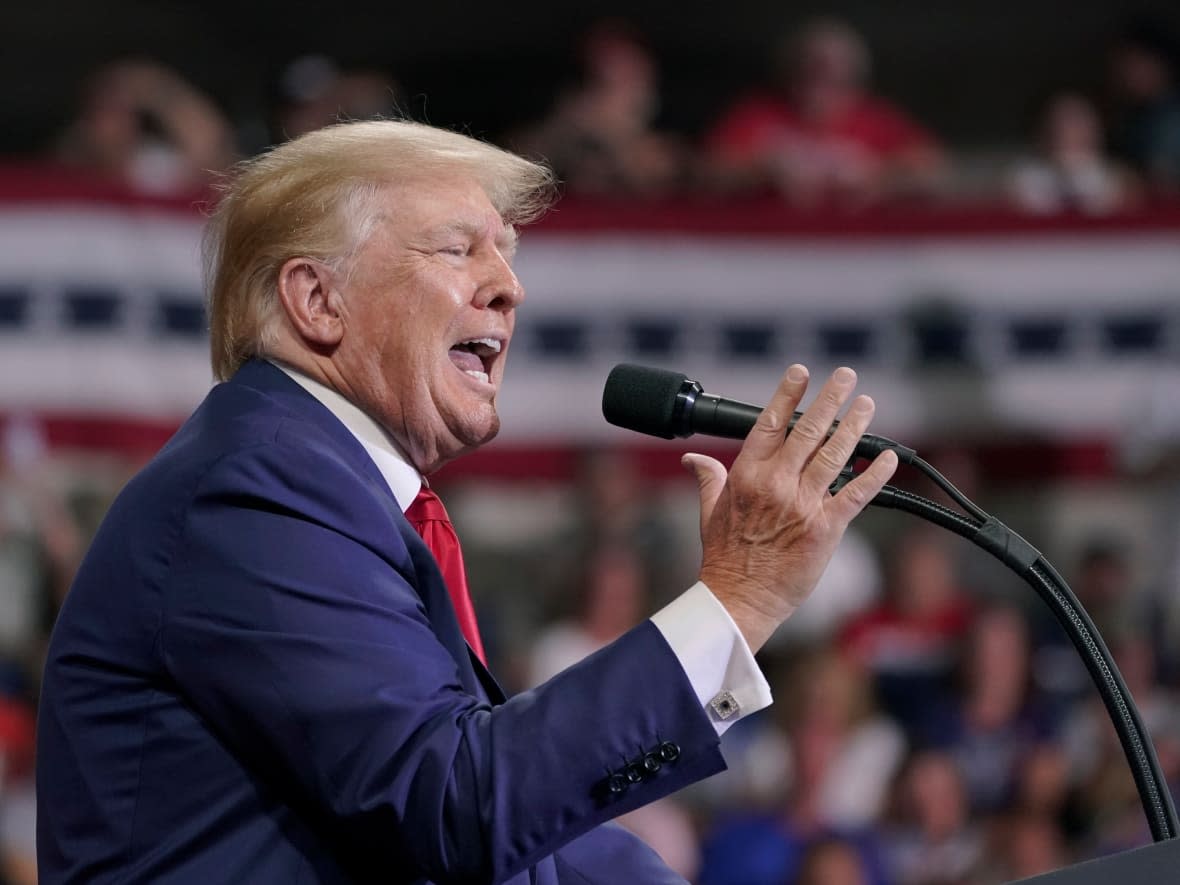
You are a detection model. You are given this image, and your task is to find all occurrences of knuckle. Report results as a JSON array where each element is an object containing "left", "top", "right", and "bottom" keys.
[
  {"left": 830, "top": 428, "right": 863, "bottom": 460},
  {"left": 840, "top": 483, "right": 869, "bottom": 510},
  {"left": 822, "top": 384, "right": 849, "bottom": 408},
  {"left": 789, "top": 417, "right": 824, "bottom": 445},
  {"left": 843, "top": 411, "right": 873, "bottom": 438},
  {"left": 821, "top": 393, "right": 842, "bottom": 412},
  {"left": 811, "top": 444, "right": 848, "bottom": 473},
  {"left": 757, "top": 408, "right": 789, "bottom": 436},
  {"left": 724, "top": 471, "right": 755, "bottom": 503}
]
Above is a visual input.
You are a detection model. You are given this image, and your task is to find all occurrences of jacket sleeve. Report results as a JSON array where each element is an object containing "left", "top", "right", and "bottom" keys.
[
  {"left": 158, "top": 431, "right": 725, "bottom": 884},
  {"left": 554, "top": 823, "right": 689, "bottom": 885}
]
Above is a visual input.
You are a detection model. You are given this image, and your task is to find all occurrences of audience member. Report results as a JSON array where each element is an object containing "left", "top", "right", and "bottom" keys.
[
  {"left": 919, "top": 605, "right": 1054, "bottom": 814},
  {"left": 1008, "top": 92, "right": 1138, "bottom": 214},
  {"left": 794, "top": 835, "right": 874, "bottom": 885},
  {"left": 55, "top": 59, "right": 235, "bottom": 194},
  {"left": 563, "top": 448, "right": 690, "bottom": 601},
  {"left": 779, "top": 648, "right": 906, "bottom": 829},
  {"left": 1015, "top": 743, "right": 1073, "bottom": 822},
  {"left": 704, "top": 18, "right": 945, "bottom": 207},
  {"left": 987, "top": 811, "right": 1070, "bottom": 880},
  {"left": 696, "top": 649, "right": 893, "bottom": 885},
  {"left": 698, "top": 812, "right": 884, "bottom": 885},
  {"left": 1032, "top": 538, "right": 1147, "bottom": 712},
  {"left": 0, "top": 417, "right": 80, "bottom": 693},
  {"left": 273, "top": 55, "right": 401, "bottom": 142},
  {"left": 1107, "top": 22, "right": 1180, "bottom": 195},
  {"left": 0, "top": 420, "right": 93, "bottom": 884},
  {"left": 1060, "top": 634, "right": 1180, "bottom": 854},
  {"left": 882, "top": 750, "right": 985, "bottom": 885},
  {"left": 840, "top": 527, "right": 974, "bottom": 730},
  {"left": 527, "top": 542, "right": 648, "bottom": 683},
  {"left": 510, "top": 21, "right": 687, "bottom": 197}
]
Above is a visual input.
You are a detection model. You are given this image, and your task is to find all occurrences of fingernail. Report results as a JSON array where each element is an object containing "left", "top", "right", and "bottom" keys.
[
  {"left": 787, "top": 364, "right": 808, "bottom": 383},
  {"left": 835, "top": 367, "right": 856, "bottom": 384},
  {"left": 854, "top": 395, "right": 873, "bottom": 412}
]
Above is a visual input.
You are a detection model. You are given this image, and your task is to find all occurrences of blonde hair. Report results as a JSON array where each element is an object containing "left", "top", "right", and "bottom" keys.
[{"left": 204, "top": 120, "right": 556, "bottom": 380}]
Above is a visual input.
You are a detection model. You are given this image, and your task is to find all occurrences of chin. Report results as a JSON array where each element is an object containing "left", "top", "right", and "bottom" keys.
[
  {"left": 467, "top": 410, "right": 501, "bottom": 447},
  {"left": 438, "top": 406, "right": 501, "bottom": 462}
]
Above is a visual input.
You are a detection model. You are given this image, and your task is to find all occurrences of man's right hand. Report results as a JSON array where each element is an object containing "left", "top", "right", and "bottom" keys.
[{"left": 682, "top": 364, "right": 898, "bottom": 652}]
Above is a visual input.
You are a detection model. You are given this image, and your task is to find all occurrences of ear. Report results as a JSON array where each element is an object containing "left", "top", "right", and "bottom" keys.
[{"left": 276, "top": 257, "right": 344, "bottom": 349}]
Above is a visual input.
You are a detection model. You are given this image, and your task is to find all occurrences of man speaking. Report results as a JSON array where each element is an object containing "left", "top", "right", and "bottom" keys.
[{"left": 36, "top": 120, "right": 897, "bottom": 883}]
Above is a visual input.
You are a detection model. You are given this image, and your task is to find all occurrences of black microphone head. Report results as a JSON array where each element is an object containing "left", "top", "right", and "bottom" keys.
[{"left": 602, "top": 364, "right": 690, "bottom": 439}]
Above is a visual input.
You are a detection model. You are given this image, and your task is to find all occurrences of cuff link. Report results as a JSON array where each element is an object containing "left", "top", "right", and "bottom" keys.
[{"left": 709, "top": 690, "right": 740, "bottom": 721}]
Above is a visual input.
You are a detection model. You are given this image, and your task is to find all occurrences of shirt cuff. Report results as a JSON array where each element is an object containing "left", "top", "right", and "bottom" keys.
[{"left": 649, "top": 581, "right": 773, "bottom": 736}]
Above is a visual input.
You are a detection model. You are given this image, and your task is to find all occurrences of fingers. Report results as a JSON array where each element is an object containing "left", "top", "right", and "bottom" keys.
[
  {"left": 682, "top": 453, "right": 728, "bottom": 534},
  {"left": 741, "top": 364, "right": 810, "bottom": 461},
  {"left": 778, "top": 366, "right": 858, "bottom": 475},
  {"left": 797, "top": 393, "right": 876, "bottom": 502},
  {"left": 828, "top": 448, "right": 899, "bottom": 524}
]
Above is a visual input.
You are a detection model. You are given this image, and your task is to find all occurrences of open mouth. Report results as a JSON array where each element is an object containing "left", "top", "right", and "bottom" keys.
[{"left": 448, "top": 336, "right": 503, "bottom": 385}]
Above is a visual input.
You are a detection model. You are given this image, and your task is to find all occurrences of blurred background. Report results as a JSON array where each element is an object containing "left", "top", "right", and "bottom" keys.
[{"left": 4, "top": 1, "right": 1180, "bottom": 882}]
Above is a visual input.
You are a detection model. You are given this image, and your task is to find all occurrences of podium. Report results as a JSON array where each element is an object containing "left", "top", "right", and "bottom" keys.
[{"left": 1015, "top": 836, "right": 1180, "bottom": 882}]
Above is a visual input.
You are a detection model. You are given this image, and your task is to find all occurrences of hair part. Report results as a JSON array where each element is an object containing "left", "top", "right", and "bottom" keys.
[{"left": 204, "top": 119, "right": 557, "bottom": 380}]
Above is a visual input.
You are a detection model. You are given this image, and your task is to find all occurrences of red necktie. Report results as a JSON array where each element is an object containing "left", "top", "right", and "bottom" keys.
[{"left": 404, "top": 487, "right": 487, "bottom": 665}]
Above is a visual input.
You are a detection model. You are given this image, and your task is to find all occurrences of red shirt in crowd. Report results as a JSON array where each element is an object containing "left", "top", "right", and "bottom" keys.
[
  {"left": 838, "top": 596, "right": 974, "bottom": 678},
  {"left": 707, "top": 92, "right": 938, "bottom": 164}
]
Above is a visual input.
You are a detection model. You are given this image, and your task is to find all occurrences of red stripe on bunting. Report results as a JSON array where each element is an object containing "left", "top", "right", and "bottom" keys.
[{"left": 2, "top": 412, "right": 1116, "bottom": 483}]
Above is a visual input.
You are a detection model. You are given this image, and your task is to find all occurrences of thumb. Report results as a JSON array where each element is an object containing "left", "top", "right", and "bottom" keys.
[{"left": 682, "top": 453, "right": 728, "bottom": 533}]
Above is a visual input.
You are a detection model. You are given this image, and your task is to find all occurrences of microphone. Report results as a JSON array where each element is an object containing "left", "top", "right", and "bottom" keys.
[{"left": 602, "top": 363, "right": 916, "bottom": 463}]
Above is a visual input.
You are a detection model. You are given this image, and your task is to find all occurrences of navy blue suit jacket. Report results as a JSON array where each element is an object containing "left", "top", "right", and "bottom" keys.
[{"left": 36, "top": 360, "right": 726, "bottom": 884}]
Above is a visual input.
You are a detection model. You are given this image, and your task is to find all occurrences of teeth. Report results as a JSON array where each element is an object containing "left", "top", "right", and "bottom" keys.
[
  {"left": 461, "top": 337, "right": 501, "bottom": 353},
  {"left": 464, "top": 370, "right": 490, "bottom": 383}
]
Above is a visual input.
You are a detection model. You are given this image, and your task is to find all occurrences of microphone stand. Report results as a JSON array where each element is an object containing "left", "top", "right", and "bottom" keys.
[{"left": 830, "top": 457, "right": 1179, "bottom": 844}]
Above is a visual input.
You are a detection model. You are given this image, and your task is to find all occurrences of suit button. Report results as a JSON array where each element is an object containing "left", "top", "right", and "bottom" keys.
[
  {"left": 607, "top": 773, "right": 628, "bottom": 794},
  {"left": 624, "top": 762, "right": 646, "bottom": 784},
  {"left": 659, "top": 741, "right": 680, "bottom": 762},
  {"left": 643, "top": 752, "right": 662, "bottom": 774}
]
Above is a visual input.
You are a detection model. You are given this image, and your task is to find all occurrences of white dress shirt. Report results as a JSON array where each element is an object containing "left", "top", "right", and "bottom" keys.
[{"left": 275, "top": 362, "right": 772, "bottom": 734}]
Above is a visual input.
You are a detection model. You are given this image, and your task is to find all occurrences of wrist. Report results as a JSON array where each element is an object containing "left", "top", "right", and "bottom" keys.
[{"left": 700, "top": 568, "right": 795, "bottom": 653}]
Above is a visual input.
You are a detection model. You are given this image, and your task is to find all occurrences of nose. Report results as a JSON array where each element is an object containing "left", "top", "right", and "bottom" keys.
[{"left": 474, "top": 249, "right": 525, "bottom": 312}]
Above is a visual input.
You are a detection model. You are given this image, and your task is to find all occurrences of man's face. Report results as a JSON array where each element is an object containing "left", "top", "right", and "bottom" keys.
[{"left": 332, "top": 174, "right": 524, "bottom": 473}]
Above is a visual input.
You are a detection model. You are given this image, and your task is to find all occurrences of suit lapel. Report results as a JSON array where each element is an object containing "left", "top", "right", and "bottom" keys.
[{"left": 229, "top": 360, "right": 501, "bottom": 701}]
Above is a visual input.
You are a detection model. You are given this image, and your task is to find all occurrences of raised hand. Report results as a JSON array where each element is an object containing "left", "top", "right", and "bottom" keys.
[{"left": 683, "top": 364, "right": 898, "bottom": 651}]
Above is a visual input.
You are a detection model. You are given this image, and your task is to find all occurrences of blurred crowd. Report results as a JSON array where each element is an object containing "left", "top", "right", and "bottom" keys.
[{"left": 35, "top": 16, "right": 1180, "bottom": 212}]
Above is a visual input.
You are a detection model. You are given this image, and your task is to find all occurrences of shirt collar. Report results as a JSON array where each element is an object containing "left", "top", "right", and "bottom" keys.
[{"left": 272, "top": 361, "right": 422, "bottom": 512}]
